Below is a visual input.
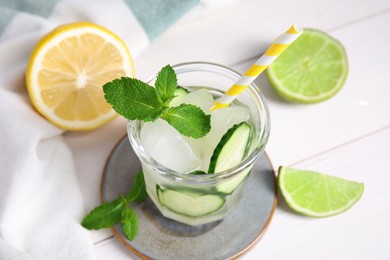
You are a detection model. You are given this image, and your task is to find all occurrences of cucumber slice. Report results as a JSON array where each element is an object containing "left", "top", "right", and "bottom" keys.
[
  {"left": 189, "top": 170, "right": 208, "bottom": 175},
  {"left": 170, "top": 87, "right": 189, "bottom": 107},
  {"left": 217, "top": 168, "right": 251, "bottom": 194},
  {"left": 157, "top": 185, "right": 225, "bottom": 217},
  {"left": 208, "top": 122, "right": 251, "bottom": 173},
  {"left": 175, "top": 86, "right": 189, "bottom": 96},
  {"left": 208, "top": 122, "right": 252, "bottom": 193}
]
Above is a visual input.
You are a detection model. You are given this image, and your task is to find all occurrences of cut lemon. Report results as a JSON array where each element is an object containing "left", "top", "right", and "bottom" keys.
[
  {"left": 267, "top": 29, "right": 348, "bottom": 103},
  {"left": 26, "top": 22, "right": 134, "bottom": 130},
  {"left": 278, "top": 166, "right": 364, "bottom": 217}
]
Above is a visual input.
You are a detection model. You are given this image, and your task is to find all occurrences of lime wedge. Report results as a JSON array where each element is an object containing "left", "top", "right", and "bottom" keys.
[
  {"left": 278, "top": 166, "right": 364, "bottom": 217},
  {"left": 267, "top": 29, "right": 348, "bottom": 103}
]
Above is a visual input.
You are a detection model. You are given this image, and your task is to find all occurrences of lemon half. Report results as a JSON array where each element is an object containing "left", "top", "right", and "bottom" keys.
[{"left": 26, "top": 22, "right": 134, "bottom": 130}]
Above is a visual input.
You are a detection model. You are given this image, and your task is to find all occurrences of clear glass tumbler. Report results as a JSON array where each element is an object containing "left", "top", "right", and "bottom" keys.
[{"left": 127, "top": 62, "right": 270, "bottom": 226}]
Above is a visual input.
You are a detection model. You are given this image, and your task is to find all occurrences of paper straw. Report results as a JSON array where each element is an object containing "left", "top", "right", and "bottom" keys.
[{"left": 211, "top": 24, "right": 303, "bottom": 111}]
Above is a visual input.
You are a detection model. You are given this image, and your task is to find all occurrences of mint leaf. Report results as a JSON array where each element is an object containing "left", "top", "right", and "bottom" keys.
[
  {"left": 81, "top": 171, "right": 147, "bottom": 232},
  {"left": 120, "top": 195, "right": 138, "bottom": 241},
  {"left": 103, "top": 77, "right": 162, "bottom": 121},
  {"left": 81, "top": 198, "right": 124, "bottom": 229},
  {"left": 155, "top": 65, "right": 177, "bottom": 106},
  {"left": 127, "top": 171, "right": 147, "bottom": 202},
  {"left": 161, "top": 104, "right": 211, "bottom": 138},
  {"left": 102, "top": 66, "right": 212, "bottom": 139},
  {"left": 121, "top": 206, "right": 138, "bottom": 241}
]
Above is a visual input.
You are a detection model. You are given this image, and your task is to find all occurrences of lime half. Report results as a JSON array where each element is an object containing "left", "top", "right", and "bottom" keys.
[
  {"left": 278, "top": 166, "right": 364, "bottom": 217},
  {"left": 267, "top": 29, "right": 348, "bottom": 103}
]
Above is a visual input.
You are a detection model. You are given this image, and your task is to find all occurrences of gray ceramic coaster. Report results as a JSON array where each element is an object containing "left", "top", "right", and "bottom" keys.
[{"left": 101, "top": 136, "right": 277, "bottom": 259}]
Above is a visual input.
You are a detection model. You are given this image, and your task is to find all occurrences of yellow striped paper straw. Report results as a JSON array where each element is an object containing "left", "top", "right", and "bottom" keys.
[{"left": 211, "top": 24, "right": 303, "bottom": 111}]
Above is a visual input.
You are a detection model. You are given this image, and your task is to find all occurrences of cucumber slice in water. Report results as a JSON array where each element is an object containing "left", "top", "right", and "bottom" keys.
[
  {"left": 157, "top": 185, "right": 225, "bottom": 217},
  {"left": 208, "top": 122, "right": 252, "bottom": 193},
  {"left": 170, "top": 87, "right": 189, "bottom": 107},
  {"left": 208, "top": 122, "right": 251, "bottom": 173},
  {"left": 175, "top": 86, "right": 189, "bottom": 96}
]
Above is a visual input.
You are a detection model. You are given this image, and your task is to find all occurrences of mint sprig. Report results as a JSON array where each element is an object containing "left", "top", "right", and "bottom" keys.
[
  {"left": 81, "top": 171, "right": 147, "bottom": 241},
  {"left": 103, "top": 65, "right": 211, "bottom": 138}
]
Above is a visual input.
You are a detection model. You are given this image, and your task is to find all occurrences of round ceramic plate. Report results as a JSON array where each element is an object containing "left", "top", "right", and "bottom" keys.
[{"left": 101, "top": 136, "right": 277, "bottom": 259}]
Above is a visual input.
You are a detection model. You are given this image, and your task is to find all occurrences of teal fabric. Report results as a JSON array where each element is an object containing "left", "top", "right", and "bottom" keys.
[
  {"left": 0, "top": 0, "right": 60, "bottom": 33},
  {"left": 0, "top": 7, "right": 17, "bottom": 33},
  {"left": 0, "top": 0, "right": 60, "bottom": 16},
  {"left": 0, "top": 0, "right": 199, "bottom": 39},
  {"left": 124, "top": 0, "right": 199, "bottom": 40}
]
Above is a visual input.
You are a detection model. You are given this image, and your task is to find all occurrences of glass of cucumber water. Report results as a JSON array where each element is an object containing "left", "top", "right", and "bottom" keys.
[{"left": 127, "top": 62, "right": 270, "bottom": 226}]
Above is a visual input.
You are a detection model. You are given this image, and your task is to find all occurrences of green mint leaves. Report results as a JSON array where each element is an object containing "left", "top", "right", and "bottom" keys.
[
  {"left": 120, "top": 195, "right": 138, "bottom": 241},
  {"left": 162, "top": 104, "right": 211, "bottom": 138},
  {"left": 103, "top": 65, "right": 211, "bottom": 138},
  {"left": 126, "top": 170, "right": 148, "bottom": 202},
  {"left": 81, "top": 171, "right": 147, "bottom": 241},
  {"left": 103, "top": 78, "right": 162, "bottom": 121},
  {"left": 155, "top": 65, "right": 177, "bottom": 105},
  {"left": 81, "top": 199, "right": 123, "bottom": 229}
]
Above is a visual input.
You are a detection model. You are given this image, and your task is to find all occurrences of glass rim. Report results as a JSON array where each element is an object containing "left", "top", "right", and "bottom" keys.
[{"left": 128, "top": 61, "right": 270, "bottom": 185}]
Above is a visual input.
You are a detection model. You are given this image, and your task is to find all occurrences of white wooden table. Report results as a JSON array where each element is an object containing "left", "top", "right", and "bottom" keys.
[{"left": 65, "top": 0, "right": 390, "bottom": 258}]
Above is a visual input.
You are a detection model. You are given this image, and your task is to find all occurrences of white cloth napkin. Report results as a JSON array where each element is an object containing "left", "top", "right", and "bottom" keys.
[{"left": 0, "top": 0, "right": 200, "bottom": 259}]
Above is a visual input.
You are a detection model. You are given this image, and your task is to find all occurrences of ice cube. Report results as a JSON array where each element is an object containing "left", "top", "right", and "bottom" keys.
[
  {"left": 140, "top": 119, "right": 200, "bottom": 173},
  {"left": 209, "top": 105, "right": 250, "bottom": 147},
  {"left": 170, "top": 88, "right": 214, "bottom": 113}
]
